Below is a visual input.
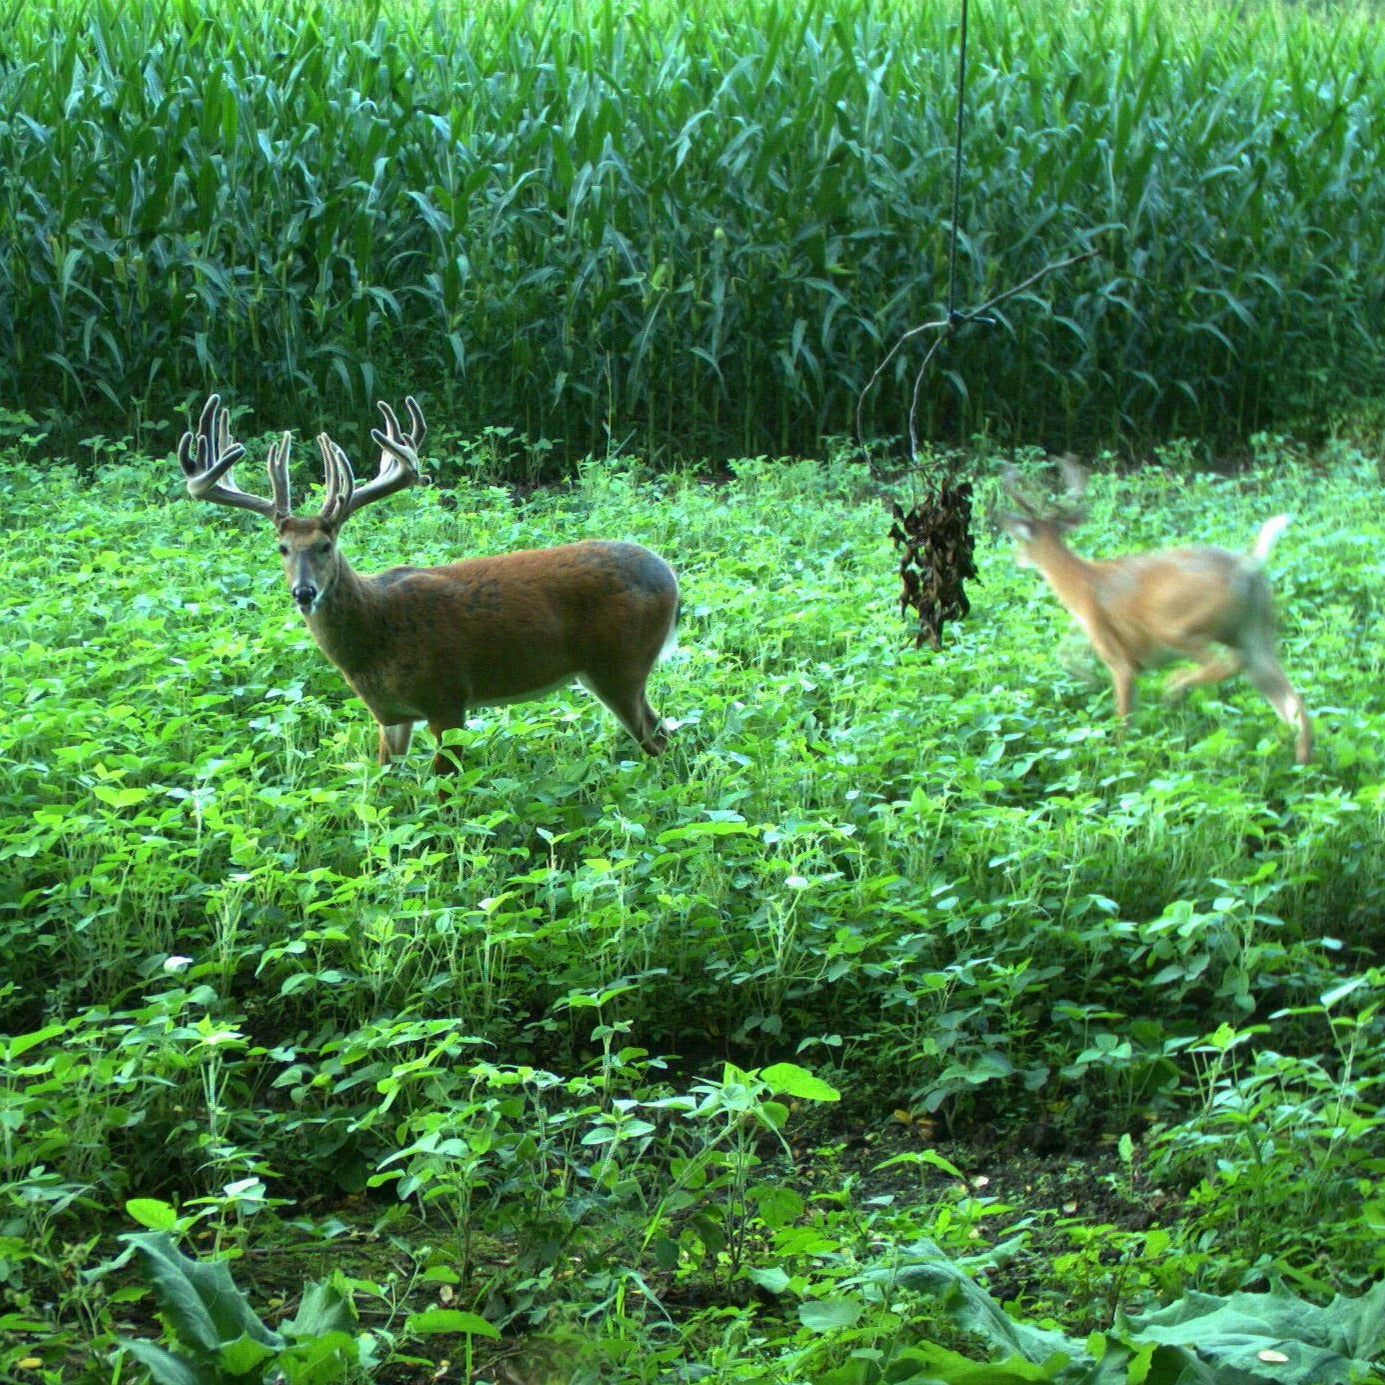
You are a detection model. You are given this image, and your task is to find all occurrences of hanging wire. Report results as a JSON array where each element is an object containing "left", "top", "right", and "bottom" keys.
[
  {"left": 946, "top": 0, "right": 971, "bottom": 324},
  {"left": 856, "top": 0, "right": 1097, "bottom": 464}
]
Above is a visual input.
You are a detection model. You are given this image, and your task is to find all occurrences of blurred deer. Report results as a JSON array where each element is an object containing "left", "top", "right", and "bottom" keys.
[
  {"left": 1000, "top": 461, "right": 1312, "bottom": 764},
  {"left": 177, "top": 394, "right": 679, "bottom": 776}
]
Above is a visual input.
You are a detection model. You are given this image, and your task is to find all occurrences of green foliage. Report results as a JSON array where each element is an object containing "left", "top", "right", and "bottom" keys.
[
  {"left": 1145, "top": 980, "right": 1385, "bottom": 1280},
  {"left": 119, "top": 1230, "right": 376, "bottom": 1384},
  {"left": 834, "top": 1237, "right": 1385, "bottom": 1383},
  {"left": 1, "top": 433, "right": 1383, "bottom": 1379},
  {"left": 3, "top": 0, "right": 1385, "bottom": 461}
]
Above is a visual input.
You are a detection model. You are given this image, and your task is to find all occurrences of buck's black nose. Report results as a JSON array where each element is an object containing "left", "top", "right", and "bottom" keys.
[{"left": 292, "top": 584, "right": 317, "bottom": 609}]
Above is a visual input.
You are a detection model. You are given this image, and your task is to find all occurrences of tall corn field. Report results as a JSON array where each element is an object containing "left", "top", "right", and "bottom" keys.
[{"left": 1, "top": 0, "right": 1383, "bottom": 463}]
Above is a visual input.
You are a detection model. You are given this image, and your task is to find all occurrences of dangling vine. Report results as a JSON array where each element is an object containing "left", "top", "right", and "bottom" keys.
[{"left": 860, "top": 0, "right": 1097, "bottom": 651}]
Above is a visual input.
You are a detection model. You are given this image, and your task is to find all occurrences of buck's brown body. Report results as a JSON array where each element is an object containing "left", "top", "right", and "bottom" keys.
[
  {"left": 1002, "top": 463, "right": 1312, "bottom": 764},
  {"left": 179, "top": 395, "right": 679, "bottom": 776},
  {"left": 291, "top": 531, "right": 677, "bottom": 767}
]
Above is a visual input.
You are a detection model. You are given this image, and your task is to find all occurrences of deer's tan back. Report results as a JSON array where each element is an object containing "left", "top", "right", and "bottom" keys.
[{"left": 1089, "top": 545, "right": 1269, "bottom": 659}]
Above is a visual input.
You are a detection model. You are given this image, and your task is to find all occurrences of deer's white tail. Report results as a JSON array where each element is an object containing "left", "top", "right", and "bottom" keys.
[{"left": 1249, "top": 514, "right": 1292, "bottom": 564}]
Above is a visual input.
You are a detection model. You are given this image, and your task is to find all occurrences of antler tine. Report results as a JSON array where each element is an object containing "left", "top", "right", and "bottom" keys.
[
  {"left": 367, "top": 396, "right": 425, "bottom": 478},
  {"left": 177, "top": 394, "right": 279, "bottom": 519},
  {"left": 176, "top": 394, "right": 239, "bottom": 484},
  {"left": 213, "top": 396, "right": 232, "bottom": 466},
  {"left": 394, "top": 395, "right": 427, "bottom": 451},
  {"left": 1051, "top": 456, "right": 1090, "bottom": 525},
  {"left": 999, "top": 463, "right": 1040, "bottom": 517},
  {"left": 334, "top": 397, "right": 427, "bottom": 522},
  {"left": 265, "top": 432, "right": 294, "bottom": 520},
  {"left": 315, "top": 432, "right": 356, "bottom": 530}
]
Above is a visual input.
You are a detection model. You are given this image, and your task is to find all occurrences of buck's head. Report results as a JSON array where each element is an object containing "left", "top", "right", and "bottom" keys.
[
  {"left": 1000, "top": 459, "right": 1088, "bottom": 567},
  {"left": 276, "top": 515, "right": 342, "bottom": 615},
  {"left": 178, "top": 395, "right": 427, "bottom": 617}
]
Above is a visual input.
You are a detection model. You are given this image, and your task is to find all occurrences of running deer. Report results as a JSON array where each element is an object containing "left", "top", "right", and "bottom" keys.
[
  {"left": 1000, "top": 461, "right": 1312, "bottom": 763},
  {"left": 177, "top": 394, "right": 679, "bottom": 775}
]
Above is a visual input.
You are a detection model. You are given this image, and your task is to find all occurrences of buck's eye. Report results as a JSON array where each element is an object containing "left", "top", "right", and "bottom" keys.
[
  {"left": 277, "top": 543, "right": 288, "bottom": 556},
  {"left": 316, "top": 540, "right": 331, "bottom": 555}
]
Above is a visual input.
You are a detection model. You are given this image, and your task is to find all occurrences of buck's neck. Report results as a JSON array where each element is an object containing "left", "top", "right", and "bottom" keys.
[
  {"left": 1030, "top": 534, "right": 1101, "bottom": 610},
  {"left": 301, "top": 553, "right": 385, "bottom": 676}
]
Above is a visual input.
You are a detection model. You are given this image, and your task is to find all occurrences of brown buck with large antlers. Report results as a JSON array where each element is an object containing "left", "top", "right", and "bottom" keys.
[
  {"left": 177, "top": 395, "right": 679, "bottom": 776},
  {"left": 1000, "top": 461, "right": 1312, "bottom": 764}
]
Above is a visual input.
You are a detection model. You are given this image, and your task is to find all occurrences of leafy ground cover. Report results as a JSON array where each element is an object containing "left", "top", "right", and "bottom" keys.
[{"left": 1, "top": 418, "right": 1383, "bottom": 1381}]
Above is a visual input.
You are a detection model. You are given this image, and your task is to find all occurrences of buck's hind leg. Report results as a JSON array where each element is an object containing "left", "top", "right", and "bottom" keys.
[
  {"left": 427, "top": 717, "right": 466, "bottom": 777},
  {"left": 377, "top": 721, "right": 415, "bottom": 764},
  {"left": 580, "top": 674, "right": 668, "bottom": 756},
  {"left": 631, "top": 691, "right": 669, "bottom": 755},
  {"left": 1099, "top": 655, "right": 1137, "bottom": 729}
]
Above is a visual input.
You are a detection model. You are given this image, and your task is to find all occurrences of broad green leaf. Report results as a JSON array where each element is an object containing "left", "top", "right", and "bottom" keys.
[
  {"left": 216, "top": 1333, "right": 279, "bottom": 1377},
  {"left": 276, "top": 1330, "right": 365, "bottom": 1385},
  {"left": 94, "top": 784, "right": 151, "bottom": 808},
  {"left": 4, "top": 1025, "right": 67, "bottom": 1060},
  {"left": 889, "top": 1238, "right": 1089, "bottom": 1365},
  {"left": 406, "top": 1308, "right": 500, "bottom": 1339},
  {"left": 1120, "top": 1281, "right": 1385, "bottom": 1381},
  {"left": 759, "top": 1062, "right": 840, "bottom": 1102},
  {"left": 125, "top": 1199, "right": 180, "bottom": 1232},
  {"left": 118, "top": 1338, "right": 216, "bottom": 1385},
  {"left": 747, "top": 1266, "right": 793, "bottom": 1294},
  {"left": 798, "top": 1298, "right": 863, "bottom": 1332},
  {"left": 877, "top": 1342, "right": 1074, "bottom": 1382},
  {"left": 750, "top": 1183, "right": 804, "bottom": 1229},
  {"left": 121, "top": 1232, "right": 282, "bottom": 1355},
  {"left": 281, "top": 1279, "right": 357, "bottom": 1339}
]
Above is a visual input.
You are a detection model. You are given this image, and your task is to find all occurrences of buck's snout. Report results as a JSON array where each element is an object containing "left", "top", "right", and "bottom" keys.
[{"left": 292, "top": 582, "right": 318, "bottom": 613}]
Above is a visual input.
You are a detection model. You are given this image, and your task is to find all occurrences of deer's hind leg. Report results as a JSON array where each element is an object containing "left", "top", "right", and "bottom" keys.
[
  {"left": 1230, "top": 597, "right": 1312, "bottom": 763},
  {"left": 1163, "top": 646, "right": 1244, "bottom": 701},
  {"left": 377, "top": 721, "right": 415, "bottom": 764},
  {"left": 427, "top": 716, "right": 466, "bottom": 776},
  {"left": 1092, "top": 646, "right": 1138, "bottom": 729},
  {"left": 579, "top": 673, "right": 668, "bottom": 756},
  {"left": 1243, "top": 655, "right": 1313, "bottom": 764}
]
